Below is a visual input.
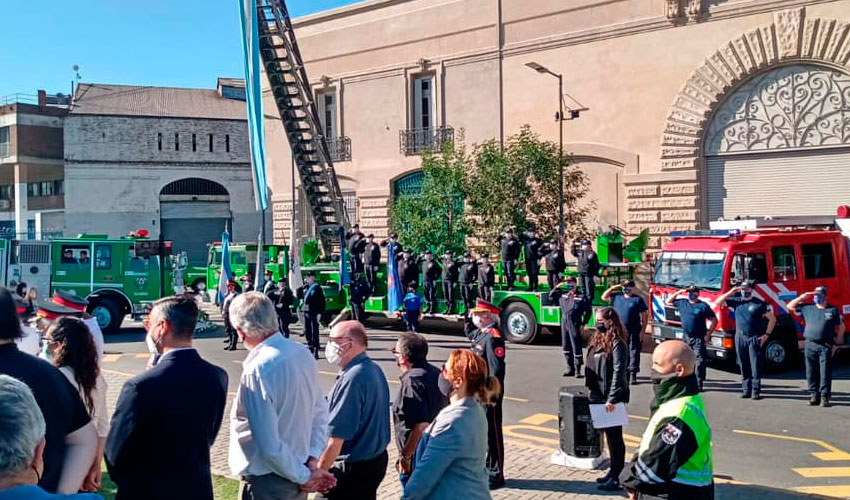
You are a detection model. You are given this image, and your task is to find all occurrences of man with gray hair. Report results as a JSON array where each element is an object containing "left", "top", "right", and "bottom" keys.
[
  {"left": 228, "top": 292, "right": 335, "bottom": 499},
  {"left": 0, "top": 375, "right": 101, "bottom": 498}
]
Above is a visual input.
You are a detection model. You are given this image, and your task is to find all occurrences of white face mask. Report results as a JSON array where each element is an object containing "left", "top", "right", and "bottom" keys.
[
  {"left": 471, "top": 315, "right": 483, "bottom": 329},
  {"left": 325, "top": 341, "right": 343, "bottom": 365}
]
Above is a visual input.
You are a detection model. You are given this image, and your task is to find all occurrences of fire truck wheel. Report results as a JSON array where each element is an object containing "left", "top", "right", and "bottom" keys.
[
  {"left": 191, "top": 279, "right": 207, "bottom": 293},
  {"left": 501, "top": 302, "right": 539, "bottom": 344},
  {"left": 90, "top": 298, "right": 122, "bottom": 335},
  {"left": 763, "top": 334, "right": 796, "bottom": 372}
]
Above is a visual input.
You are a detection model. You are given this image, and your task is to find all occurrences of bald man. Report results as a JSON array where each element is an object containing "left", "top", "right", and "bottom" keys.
[{"left": 620, "top": 341, "right": 714, "bottom": 500}]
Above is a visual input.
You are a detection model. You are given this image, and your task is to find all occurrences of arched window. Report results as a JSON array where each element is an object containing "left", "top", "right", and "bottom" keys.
[
  {"left": 393, "top": 171, "right": 424, "bottom": 197},
  {"left": 160, "top": 178, "right": 229, "bottom": 196}
]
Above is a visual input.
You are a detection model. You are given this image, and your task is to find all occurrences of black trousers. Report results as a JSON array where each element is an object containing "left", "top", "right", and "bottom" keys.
[
  {"left": 579, "top": 274, "right": 596, "bottom": 301},
  {"left": 461, "top": 284, "right": 476, "bottom": 314},
  {"left": 486, "top": 398, "right": 505, "bottom": 485},
  {"left": 365, "top": 265, "right": 379, "bottom": 295},
  {"left": 603, "top": 426, "right": 626, "bottom": 481},
  {"left": 686, "top": 336, "right": 708, "bottom": 388},
  {"left": 404, "top": 310, "right": 420, "bottom": 332},
  {"left": 349, "top": 255, "right": 364, "bottom": 274},
  {"left": 527, "top": 263, "right": 540, "bottom": 291},
  {"left": 303, "top": 312, "right": 321, "bottom": 351},
  {"left": 736, "top": 334, "right": 763, "bottom": 395},
  {"left": 317, "top": 451, "right": 389, "bottom": 500},
  {"left": 424, "top": 279, "right": 437, "bottom": 313},
  {"left": 504, "top": 259, "right": 517, "bottom": 289},
  {"left": 442, "top": 280, "right": 457, "bottom": 314},
  {"left": 478, "top": 285, "right": 493, "bottom": 302},
  {"left": 225, "top": 326, "right": 238, "bottom": 348},
  {"left": 627, "top": 329, "right": 642, "bottom": 375},
  {"left": 547, "top": 271, "right": 561, "bottom": 290},
  {"left": 277, "top": 315, "right": 291, "bottom": 338},
  {"left": 351, "top": 301, "right": 366, "bottom": 324},
  {"left": 561, "top": 320, "right": 584, "bottom": 371},
  {"left": 805, "top": 341, "right": 833, "bottom": 397}
]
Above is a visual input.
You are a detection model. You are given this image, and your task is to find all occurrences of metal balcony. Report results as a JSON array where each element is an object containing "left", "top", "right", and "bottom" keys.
[
  {"left": 326, "top": 136, "right": 352, "bottom": 162},
  {"left": 399, "top": 126, "right": 454, "bottom": 156}
]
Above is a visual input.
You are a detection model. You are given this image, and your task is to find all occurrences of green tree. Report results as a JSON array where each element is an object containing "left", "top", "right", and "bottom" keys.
[{"left": 389, "top": 138, "right": 469, "bottom": 255}]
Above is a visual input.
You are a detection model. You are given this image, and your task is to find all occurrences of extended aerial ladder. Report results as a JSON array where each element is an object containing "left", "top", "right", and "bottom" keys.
[{"left": 256, "top": 0, "right": 350, "bottom": 254}]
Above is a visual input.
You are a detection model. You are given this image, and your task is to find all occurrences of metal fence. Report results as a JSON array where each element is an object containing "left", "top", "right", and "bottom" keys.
[
  {"left": 399, "top": 126, "right": 454, "bottom": 156},
  {"left": 326, "top": 136, "right": 352, "bottom": 162}
]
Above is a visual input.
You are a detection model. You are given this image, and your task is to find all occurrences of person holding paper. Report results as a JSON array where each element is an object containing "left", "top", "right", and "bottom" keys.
[{"left": 584, "top": 306, "right": 629, "bottom": 492}]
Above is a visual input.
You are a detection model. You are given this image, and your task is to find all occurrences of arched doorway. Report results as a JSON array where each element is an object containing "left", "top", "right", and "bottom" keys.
[
  {"left": 159, "top": 178, "right": 231, "bottom": 266},
  {"left": 703, "top": 65, "right": 850, "bottom": 221}
]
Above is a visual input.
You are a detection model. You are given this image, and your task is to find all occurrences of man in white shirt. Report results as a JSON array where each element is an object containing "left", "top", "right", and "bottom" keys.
[{"left": 228, "top": 292, "right": 336, "bottom": 500}]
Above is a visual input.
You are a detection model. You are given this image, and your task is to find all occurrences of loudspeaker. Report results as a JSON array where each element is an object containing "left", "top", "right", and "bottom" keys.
[{"left": 558, "top": 386, "right": 601, "bottom": 458}]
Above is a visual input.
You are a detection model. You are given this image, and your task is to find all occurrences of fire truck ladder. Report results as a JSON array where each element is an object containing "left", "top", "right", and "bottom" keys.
[{"left": 256, "top": 0, "right": 350, "bottom": 254}]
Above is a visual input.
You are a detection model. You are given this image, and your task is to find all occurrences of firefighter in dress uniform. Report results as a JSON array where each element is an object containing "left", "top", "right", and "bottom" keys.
[
  {"left": 477, "top": 254, "right": 496, "bottom": 303},
  {"left": 363, "top": 234, "right": 382, "bottom": 296},
  {"left": 221, "top": 280, "right": 240, "bottom": 351},
  {"left": 497, "top": 228, "right": 521, "bottom": 290},
  {"left": 399, "top": 250, "right": 420, "bottom": 291},
  {"left": 420, "top": 250, "right": 442, "bottom": 314},
  {"left": 459, "top": 252, "right": 478, "bottom": 316},
  {"left": 521, "top": 229, "right": 544, "bottom": 291},
  {"left": 549, "top": 276, "right": 592, "bottom": 377},
  {"left": 468, "top": 298, "right": 506, "bottom": 490},
  {"left": 441, "top": 250, "right": 461, "bottom": 315},
  {"left": 348, "top": 271, "right": 371, "bottom": 325},
  {"left": 572, "top": 239, "right": 600, "bottom": 301},
  {"left": 266, "top": 277, "right": 295, "bottom": 338},
  {"left": 346, "top": 224, "right": 367, "bottom": 275},
  {"left": 541, "top": 238, "right": 567, "bottom": 290}
]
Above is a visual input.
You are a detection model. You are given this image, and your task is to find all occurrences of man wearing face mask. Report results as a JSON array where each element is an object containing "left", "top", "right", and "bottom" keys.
[
  {"left": 715, "top": 280, "right": 776, "bottom": 400},
  {"left": 318, "top": 321, "right": 390, "bottom": 500},
  {"left": 420, "top": 251, "right": 441, "bottom": 314},
  {"left": 441, "top": 250, "right": 461, "bottom": 315},
  {"left": 477, "top": 254, "right": 495, "bottom": 303},
  {"left": 620, "top": 340, "right": 714, "bottom": 500},
  {"left": 572, "top": 239, "right": 600, "bottom": 302},
  {"left": 297, "top": 272, "right": 325, "bottom": 359},
  {"left": 363, "top": 234, "right": 382, "bottom": 296},
  {"left": 788, "top": 286, "right": 845, "bottom": 407},
  {"left": 549, "top": 276, "right": 591, "bottom": 377},
  {"left": 665, "top": 286, "right": 717, "bottom": 392},
  {"left": 459, "top": 252, "right": 478, "bottom": 315},
  {"left": 603, "top": 280, "right": 649, "bottom": 385},
  {"left": 467, "top": 299, "right": 506, "bottom": 489}
]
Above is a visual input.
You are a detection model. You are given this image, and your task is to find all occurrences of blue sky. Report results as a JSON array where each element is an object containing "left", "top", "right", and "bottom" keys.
[{"left": 0, "top": 0, "right": 361, "bottom": 97}]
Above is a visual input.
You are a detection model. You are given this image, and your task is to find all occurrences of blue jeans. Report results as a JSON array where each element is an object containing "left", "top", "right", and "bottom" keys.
[
  {"left": 627, "top": 329, "right": 642, "bottom": 375},
  {"left": 735, "top": 334, "right": 763, "bottom": 395},
  {"left": 804, "top": 341, "right": 833, "bottom": 397}
]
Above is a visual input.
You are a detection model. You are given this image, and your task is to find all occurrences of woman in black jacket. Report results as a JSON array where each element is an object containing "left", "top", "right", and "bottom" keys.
[{"left": 585, "top": 306, "right": 630, "bottom": 491}]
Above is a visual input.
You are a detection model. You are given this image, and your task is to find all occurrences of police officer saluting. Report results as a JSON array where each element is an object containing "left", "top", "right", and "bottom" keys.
[
  {"left": 467, "top": 299, "right": 506, "bottom": 490},
  {"left": 459, "top": 252, "right": 478, "bottom": 315},
  {"left": 297, "top": 271, "right": 325, "bottom": 359},
  {"left": 716, "top": 280, "right": 776, "bottom": 400},
  {"left": 381, "top": 232, "right": 404, "bottom": 256},
  {"left": 420, "top": 250, "right": 441, "bottom": 314},
  {"left": 349, "top": 271, "right": 372, "bottom": 325},
  {"left": 477, "top": 254, "right": 496, "bottom": 303},
  {"left": 572, "top": 239, "right": 600, "bottom": 301},
  {"left": 788, "top": 286, "right": 845, "bottom": 407},
  {"left": 521, "top": 229, "right": 544, "bottom": 291},
  {"left": 399, "top": 250, "right": 420, "bottom": 291},
  {"left": 266, "top": 277, "right": 295, "bottom": 338},
  {"left": 665, "top": 286, "right": 717, "bottom": 392},
  {"left": 497, "top": 228, "right": 521, "bottom": 290},
  {"left": 441, "top": 250, "right": 460, "bottom": 315},
  {"left": 602, "top": 280, "right": 649, "bottom": 385},
  {"left": 549, "top": 276, "right": 591, "bottom": 377},
  {"left": 541, "top": 238, "right": 566, "bottom": 290},
  {"left": 346, "top": 224, "right": 367, "bottom": 274},
  {"left": 363, "top": 234, "right": 382, "bottom": 296}
]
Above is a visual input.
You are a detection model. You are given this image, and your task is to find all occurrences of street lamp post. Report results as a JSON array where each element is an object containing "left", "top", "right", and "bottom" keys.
[{"left": 526, "top": 62, "right": 586, "bottom": 239}]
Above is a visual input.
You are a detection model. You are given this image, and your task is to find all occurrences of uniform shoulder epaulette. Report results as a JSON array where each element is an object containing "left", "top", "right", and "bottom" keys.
[{"left": 485, "top": 326, "right": 502, "bottom": 338}]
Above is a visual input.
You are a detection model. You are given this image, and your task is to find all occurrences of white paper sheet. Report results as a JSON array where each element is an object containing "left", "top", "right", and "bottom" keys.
[{"left": 589, "top": 403, "right": 629, "bottom": 429}]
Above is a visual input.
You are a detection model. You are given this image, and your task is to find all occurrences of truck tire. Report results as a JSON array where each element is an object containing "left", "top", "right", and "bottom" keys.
[
  {"left": 763, "top": 330, "right": 798, "bottom": 372},
  {"left": 90, "top": 299, "right": 123, "bottom": 335},
  {"left": 501, "top": 302, "right": 539, "bottom": 344},
  {"left": 191, "top": 279, "right": 207, "bottom": 293}
]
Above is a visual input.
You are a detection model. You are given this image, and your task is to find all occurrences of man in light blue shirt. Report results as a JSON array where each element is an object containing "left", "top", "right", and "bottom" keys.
[{"left": 228, "top": 292, "right": 335, "bottom": 499}]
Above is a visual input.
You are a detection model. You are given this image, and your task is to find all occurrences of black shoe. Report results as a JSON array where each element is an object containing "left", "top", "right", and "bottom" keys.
[
  {"left": 222, "top": 338, "right": 230, "bottom": 344},
  {"left": 699, "top": 384, "right": 705, "bottom": 392},
  {"left": 597, "top": 478, "right": 621, "bottom": 491},
  {"left": 489, "top": 479, "right": 505, "bottom": 490},
  {"left": 563, "top": 370, "right": 575, "bottom": 377},
  {"left": 314, "top": 348, "right": 320, "bottom": 360},
  {"left": 630, "top": 373, "right": 638, "bottom": 386},
  {"left": 753, "top": 393, "right": 762, "bottom": 400},
  {"left": 595, "top": 474, "right": 612, "bottom": 484},
  {"left": 575, "top": 369, "right": 584, "bottom": 379},
  {"left": 821, "top": 396, "right": 831, "bottom": 408},
  {"left": 740, "top": 393, "right": 751, "bottom": 399},
  {"left": 226, "top": 344, "right": 236, "bottom": 351},
  {"left": 809, "top": 394, "right": 821, "bottom": 406}
]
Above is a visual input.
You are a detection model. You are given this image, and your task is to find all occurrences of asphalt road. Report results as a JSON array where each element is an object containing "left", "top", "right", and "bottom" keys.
[{"left": 102, "top": 316, "right": 850, "bottom": 499}]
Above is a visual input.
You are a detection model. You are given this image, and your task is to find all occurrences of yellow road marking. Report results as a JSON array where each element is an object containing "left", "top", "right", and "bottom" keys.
[
  {"left": 793, "top": 467, "right": 850, "bottom": 478},
  {"left": 813, "top": 451, "right": 850, "bottom": 461},
  {"left": 102, "top": 354, "right": 121, "bottom": 363},
  {"left": 503, "top": 424, "right": 560, "bottom": 445},
  {"left": 504, "top": 396, "right": 530, "bottom": 403},
  {"left": 134, "top": 353, "right": 150, "bottom": 359},
  {"left": 629, "top": 414, "right": 650, "bottom": 421},
  {"left": 102, "top": 368, "right": 135, "bottom": 378},
  {"left": 519, "top": 414, "right": 557, "bottom": 426},
  {"left": 733, "top": 429, "right": 846, "bottom": 454},
  {"left": 795, "top": 485, "right": 850, "bottom": 498}
]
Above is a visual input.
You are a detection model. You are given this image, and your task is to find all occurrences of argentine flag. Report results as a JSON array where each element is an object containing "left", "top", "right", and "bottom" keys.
[{"left": 216, "top": 230, "right": 234, "bottom": 304}]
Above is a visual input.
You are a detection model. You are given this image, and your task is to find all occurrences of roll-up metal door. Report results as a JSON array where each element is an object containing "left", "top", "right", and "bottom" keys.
[
  {"left": 160, "top": 201, "right": 231, "bottom": 266},
  {"left": 705, "top": 148, "right": 850, "bottom": 222}
]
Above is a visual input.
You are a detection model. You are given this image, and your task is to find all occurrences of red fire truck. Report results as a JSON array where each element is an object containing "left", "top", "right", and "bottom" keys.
[{"left": 650, "top": 214, "right": 850, "bottom": 371}]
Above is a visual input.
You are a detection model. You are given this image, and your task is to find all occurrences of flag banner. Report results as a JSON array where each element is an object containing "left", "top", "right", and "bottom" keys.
[
  {"left": 289, "top": 210, "right": 303, "bottom": 292},
  {"left": 216, "top": 230, "right": 234, "bottom": 303},
  {"left": 338, "top": 226, "right": 350, "bottom": 292},
  {"left": 255, "top": 228, "right": 265, "bottom": 292},
  {"left": 387, "top": 242, "right": 403, "bottom": 312},
  {"left": 238, "top": 0, "right": 269, "bottom": 211}
]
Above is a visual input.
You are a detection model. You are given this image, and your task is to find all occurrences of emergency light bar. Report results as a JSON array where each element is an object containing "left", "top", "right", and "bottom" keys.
[{"left": 669, "top": 229, "right": 740, "bottom": 239}]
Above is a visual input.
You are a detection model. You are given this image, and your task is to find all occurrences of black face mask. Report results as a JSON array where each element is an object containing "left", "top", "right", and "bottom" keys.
[
  {"left": 649, "top": 369, "right": 699, "bottom": 412},
  {"left": 595, "top": 322, "right": 607, "bottom": 333}
]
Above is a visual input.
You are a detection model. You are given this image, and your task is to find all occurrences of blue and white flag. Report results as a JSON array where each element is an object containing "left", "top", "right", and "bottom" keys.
[
  {"left": 338, "top": 226, "right": 350, "bottom": 292},
  {"left": 216, "top": 230, "right": 234, "bottom": 303},
  {"left": 238, "top": 0, "right": 269, "bottom": 211},
  {"left": 387, "top": 242, "right": 403, "bottom": 312}
]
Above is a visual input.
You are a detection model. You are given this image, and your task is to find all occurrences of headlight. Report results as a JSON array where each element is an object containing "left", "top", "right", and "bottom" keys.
[
  {"left": 197, "top": 282, "right": 207, "bottom": 291},
  {"left": 711, "top": 337, "right": 723, "bottom": 348},
  {"left": 653, "top": 326, "right": 662, "bottom": 336}
]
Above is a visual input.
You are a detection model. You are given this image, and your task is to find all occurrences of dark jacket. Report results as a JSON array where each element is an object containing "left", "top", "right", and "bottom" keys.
[
  {"left": 350, "top": 277, "right": 372, "bottom": 304},
  {"left": 522, "top": 236, "right": 544, "bottom": 270},
  {"left": 298, "top": 282, "right": 326, "bottom": 314},
  {"left": 364, "top": 242, "right": 382, "bottom": 266},
  {"left": 469, "top": 326, "right": 506, "bottom": 386},
  {"left": 477, "top": 263, "right": 495, "bottom": 287},
  {"left": 541, "top": 244, "right": 566, "bottom": 273},
  {"left": 442, "top": 257, "right": 461, "bottom": 282},
  {"left": 266, "top": 286, "right": 295, "bottom": 321},
  {"left": 106, "top": 350, "right": 228, "bottom": 500},
  {"left": 498, "top": 235, "right": 522, "bottom": 262},
  {"left": 572, "top": 245, "right": 600, "bottom": 276},
  {"left": 381, "top": 239, "right": 404, "bottom": 257},
  {"left": 422, "top": 258, "right": 442, "bottom": 282},
  {"left": 585, "top": 340, "right": 630, "bottom": 405},
  {"left": 549, "top": 289, "right": 592, "bottom": 328},
  {"left": 400, "top": 258, "right": 420, "bottom": 286},
  {"left": 460, "top": 261, "right": 478, "bottom": 284},
  {"left": 346, "top": 230, "right": 365, "bottom": 253}
]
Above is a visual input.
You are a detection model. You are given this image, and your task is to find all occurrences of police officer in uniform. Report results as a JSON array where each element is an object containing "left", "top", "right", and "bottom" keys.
[
  {"left": 441, "top": 250, "right": 461, "bottom": 315},
  {"left": 572, "top": 239, "right": 600, "bottom": 301},
  {"left": 399, "top": 250, "right": 420, "bottom": 290},
  {"left": 420, "top": 250, "right": 442, "bottom": 314},
  {"left": 666, "top": 286, "right": 717, "bottom": 392},
  {"left": 541, "top": 239, "right": 566, "bottom": 290},
  {"left": 363, "top": 234, "right": 382, "bottom": 295},
  {"left": 621, "top": 340, "right": 714, "bottom": 500},
  {"left": 381, "top": 233, "right": 404, "bottom": 256},
  {"left": 477, "top": 254, "right": 496, "bottom": 303},
  {"left": 221, "top": 280, "right": 240, "bottom": 351},
  {"left": 348, "top": 271, "right": 371, "bottom": 325},
  {"left": 297, "top": 271, "right": 325, "bottom": 359},
  {"left": 459, "top": 252, "right": 478, "bottom": 315},
  {"left": 468, "top": 299, "right": 506, "bottom": 490},
  {"left": 346, "top": 224, "right": 367, "bottom": 274},
  {"left": 497, "top": 228, "right": 521, "bottom": 290},
  {"left": 716, "top": 280, "right": 776, "bottom": 399},
  {"left": 549, "top": 276, "right": 591, "bottom": 377},
  {"left": 266, "top": 277, "right": 295, "bottom": 338},
  {"left": 521, "top": 229, "right": 544, "bottom": 291}
]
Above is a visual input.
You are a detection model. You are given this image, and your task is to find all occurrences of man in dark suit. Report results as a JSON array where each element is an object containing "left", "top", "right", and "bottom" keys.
[{"left": 106, "top": 296, "right": 228, "bottom": 500}]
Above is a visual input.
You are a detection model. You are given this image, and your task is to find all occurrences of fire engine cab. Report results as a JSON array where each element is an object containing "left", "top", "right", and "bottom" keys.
[{"left": 650, "top": 212, "right": 850, "bottom": 371}]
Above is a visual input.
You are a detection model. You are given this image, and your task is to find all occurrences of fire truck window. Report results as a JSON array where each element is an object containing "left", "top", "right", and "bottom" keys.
[
  {"left": 128, "top": 257, "right": 150, "bottom": 273},
  {"left": 94, "top": 245, "right": 111, "bottom": 269},
  {"left": 231, "top": 252, "right": 247, "bottom": 266},
  {"left": 60, "top": 245, "right": 89, "bottom": 267},
  {"left": 771, "top": 246, "right": 797, "bottom": 282},
  {"left": 801, "top": 243, "right": 836, "bottom": 279},
  {"left": 747, "top": 254, "right": 768, "bottom": 283}
]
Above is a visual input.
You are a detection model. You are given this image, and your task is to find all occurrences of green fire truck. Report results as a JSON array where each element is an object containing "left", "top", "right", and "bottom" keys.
[{"left": 49, "top": 234, "right": 181, "bottom": 333}]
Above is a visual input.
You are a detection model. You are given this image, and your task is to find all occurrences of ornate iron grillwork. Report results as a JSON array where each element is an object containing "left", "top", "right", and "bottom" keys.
[
  {"left": 326, "top": 136, "right": 352, "bottom": 162},
  {"left": 399, "top": 126, "right": 454, "bottom": 156}
]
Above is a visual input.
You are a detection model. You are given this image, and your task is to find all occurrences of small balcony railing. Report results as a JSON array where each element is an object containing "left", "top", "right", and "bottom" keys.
[
  {"left": 399, "top": 126, "right": 454, "bottom": 156},
  {"left": 325, "top": 136, "right": 352, "bottom": 162}
]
